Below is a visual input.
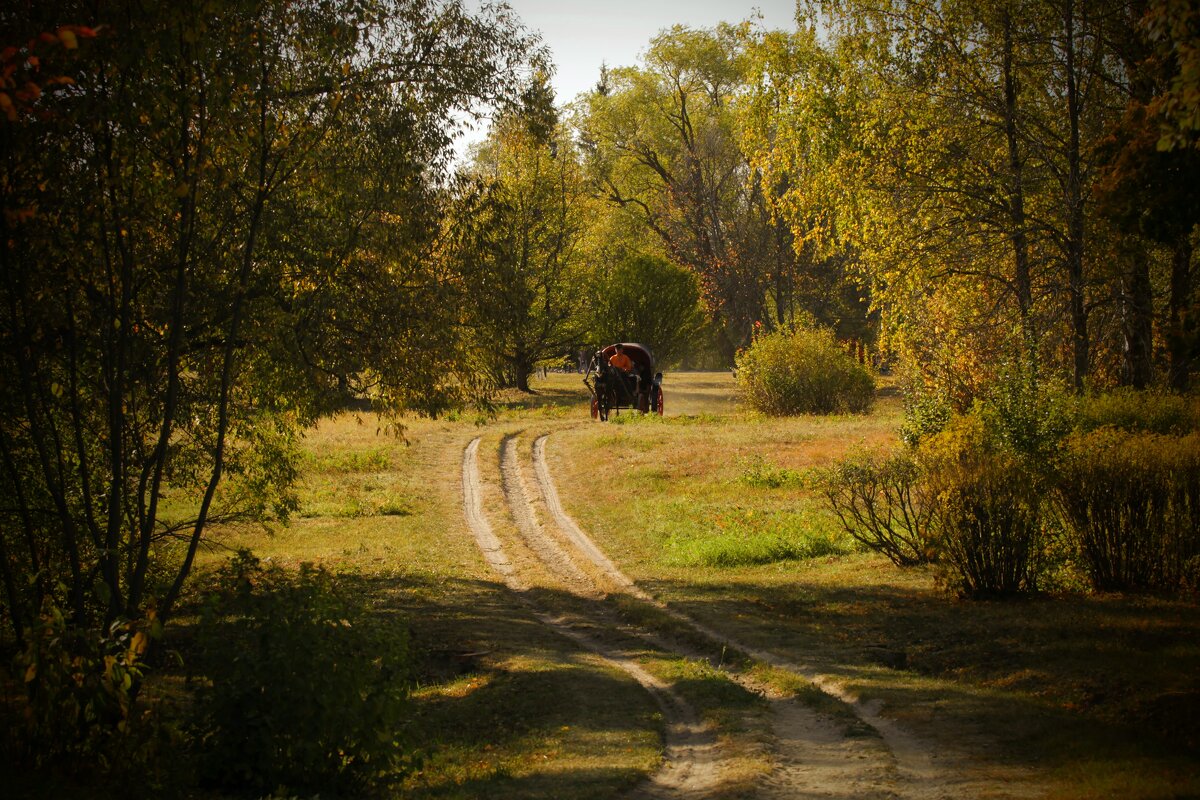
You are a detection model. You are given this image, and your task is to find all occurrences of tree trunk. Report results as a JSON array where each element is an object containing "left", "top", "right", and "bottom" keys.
[
  {"left": 514, "top": 358, "right": 533, "bottom": 392},
  {"left": 1062, "top": 0, "right": 1089, "bottom": 391},
  {"left": 1167, "top": 233, "right": 1195, "bottom": 391},
  {"left": 1002, "top": 13, "right": 1034, "bottom": 352},
  {"left": 1120, "top": 244, "right": 1155, "bottom": 388}
]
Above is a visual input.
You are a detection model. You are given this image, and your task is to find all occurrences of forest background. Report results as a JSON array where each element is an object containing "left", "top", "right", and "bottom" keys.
[{"left": 0, "top": 0, "right": 1198, "bottom": 795}]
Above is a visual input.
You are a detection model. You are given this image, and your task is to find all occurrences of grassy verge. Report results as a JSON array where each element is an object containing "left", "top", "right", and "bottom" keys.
[{"left": 177, "top": 410, "right": 663, "bottom": 800}]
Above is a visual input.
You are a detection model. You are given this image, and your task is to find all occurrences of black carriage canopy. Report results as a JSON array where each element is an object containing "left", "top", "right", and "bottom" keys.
[{"left": 597, "top": 342, "right": 656, "bottom": 372}]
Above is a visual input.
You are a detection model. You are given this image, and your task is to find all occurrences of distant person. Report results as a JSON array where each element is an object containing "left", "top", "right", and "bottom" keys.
[{"left": 608, "top": 344, "right": 634, "bottom": 373}]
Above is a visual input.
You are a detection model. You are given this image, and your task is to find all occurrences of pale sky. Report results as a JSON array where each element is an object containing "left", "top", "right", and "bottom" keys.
[
  {"left": 455, "top": 0, "right": 800, "bottom": 157},
  {"left": 503, "top": 0, "right": 800, "bottom": 105}
]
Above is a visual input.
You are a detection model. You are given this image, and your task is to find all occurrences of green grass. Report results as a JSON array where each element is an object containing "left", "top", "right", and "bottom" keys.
[
  {"left": 124, "top": 371, "right": 1200, "bottom": 799},
  {"left": 171, "top": 409, "right": 669, "bottom": 800},
  {"left": 543, "top": 372, "right": 1200, "bottom": 799}
]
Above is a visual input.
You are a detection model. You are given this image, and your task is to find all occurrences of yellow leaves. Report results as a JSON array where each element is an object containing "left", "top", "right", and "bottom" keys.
[
  {"left": 130, "top": 630, "right": 148, "bottom": 657},
  {"left": 58, "top": 29, "right": 78, "bottom": 50},
  {"left": 24, "top": 661, "right": 37, "bottom": 683},
  {"left": 0, "top": 92, "right": 15, "bottom": 122},
  {"left": 173, "top": 181, "right": 191, "bottom": 198}
]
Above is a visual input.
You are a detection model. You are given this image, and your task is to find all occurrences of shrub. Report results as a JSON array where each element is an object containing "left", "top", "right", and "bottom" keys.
[
  {"left": 818, "top": 449, "right": 937, "bottom": 566},
  {"left": 1075, "top": 388, "right": 1197, "bottom": 435},
  {"left": 192, "top": 551, "right": 413, "bottom": 797},
  {"left": 4, "top": 601, "right": 174, "bottom": 792},
  {"left": 735, "top": 326, "right": 874, "bottom": 415},
  {"left": 928, "top": 450, "right": 1045, "bottom": 597},
  {"left": 1054, "top": 430, "right": 1200, "bottom": 593},
  {"left": 976, "top": 369, "right": 1074, "bottom": 459},
  {"left": 919, "top": 419, "right": 1046, "bottom": 597},
  {"left": 898, "top": 384, "right": 952, "bottom": 446}
]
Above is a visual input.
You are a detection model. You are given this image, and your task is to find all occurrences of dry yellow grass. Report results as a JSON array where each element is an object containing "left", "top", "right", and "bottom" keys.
[{"left": 182, "top": 371, "right": 1199, "bottom": 799}]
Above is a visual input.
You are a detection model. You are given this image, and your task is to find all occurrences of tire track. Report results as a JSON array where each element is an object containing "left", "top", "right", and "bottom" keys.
[
  {"left": 532, "top": 433, "right": 1031, "bottom": 800},
  {"left": 463, "top": 437, "right": 725, "bottom": 799},
  {"left": 513, "top": 434, "right": 898, "bottom": 799}
]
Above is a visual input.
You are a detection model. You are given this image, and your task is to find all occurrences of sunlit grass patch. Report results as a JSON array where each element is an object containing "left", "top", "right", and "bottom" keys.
[
  {"left": 736, "top": 455, "right": 808, "bottom": 488},
  {"left": 658, "top": 506, "right": 857, "bottom": 567},
  {"left": 301, "top": 444, "right": 393, "bottom": 473},
  {"left": 297, "top": 472, "right": 417, "bottom": 518}
]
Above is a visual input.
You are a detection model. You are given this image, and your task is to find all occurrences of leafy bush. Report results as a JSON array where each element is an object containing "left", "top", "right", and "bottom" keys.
[
  {"left": 818, "top": 449, "right": 938, "bottom": 566},
  {"left": 976, "top": 369, "right": 1074, "bottom": 459},
  {"left": 1054, "top": 430, "right": 1200, "bottom": 593},
  {"left": 192, "top": 551, "right": 413, "bottom": 797},
  {"left": 822, "top": 417, "right": 1045, "bottom": 596},
  {"left": 898, "top": 384, "right": 953, "bottom": 446},
  {"left": 928, "top": 450, "right": 1045, "bottom": 597},
  {"left": 735, "top": 326, "right": 874, "bottom": 415},
  {"left": 5, "top": 601, "right": 174, "bottom": 790},
  {"left": 1075, "top": 388, "right": 1198, "bottom": 435},
  {"left": 919, "top": 419, "right": 1045, "bottom": 597}
]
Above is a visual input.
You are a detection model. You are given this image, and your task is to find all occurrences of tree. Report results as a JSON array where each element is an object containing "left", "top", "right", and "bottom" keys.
[
  {"left": 1096, "top": 0, "right": 1200, "bottom": 390},
  {"left": 577, "top": 25, "right": 771, "bottom": 360},
  {"left": 453, "top": 102, "right": 591, "bottom": 392},
  {"left": 749, "top": 1, "right": 1162, "bottom": 404},
  {"left": 585, "top": 254, "right": 706, "bottom": 367},
  {"left": 0, "top": 0, "right": 541, "bottom": 645}
]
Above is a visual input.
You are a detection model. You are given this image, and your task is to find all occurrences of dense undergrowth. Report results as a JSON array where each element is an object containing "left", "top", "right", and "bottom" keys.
[{"left": 821, "top": 385, "right": 1200, "bottom": 598}]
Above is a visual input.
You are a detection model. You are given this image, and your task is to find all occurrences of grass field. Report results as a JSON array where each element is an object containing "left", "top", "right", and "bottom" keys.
[{"left": 188, "top": 371, "right": 1200, "bottom": 799}]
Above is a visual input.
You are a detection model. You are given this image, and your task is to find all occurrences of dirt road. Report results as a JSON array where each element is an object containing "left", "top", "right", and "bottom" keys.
[{"left": 463, "top": 431, "right": 1040, "bottom": 799}]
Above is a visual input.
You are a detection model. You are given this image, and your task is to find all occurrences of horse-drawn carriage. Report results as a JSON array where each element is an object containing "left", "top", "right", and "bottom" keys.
[{"left": 584, "top": 342, "right": 663, "bottom": 421}]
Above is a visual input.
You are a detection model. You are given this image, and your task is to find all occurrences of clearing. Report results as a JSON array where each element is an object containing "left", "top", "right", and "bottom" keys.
[{"left": 201, "top": 371, "right": 1200, "bottom": 799}]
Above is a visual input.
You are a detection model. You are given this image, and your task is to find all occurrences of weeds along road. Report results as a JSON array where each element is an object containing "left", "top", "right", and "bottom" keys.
[{"left": 461, "top": 429, "right": 1043, "bottom": 800}]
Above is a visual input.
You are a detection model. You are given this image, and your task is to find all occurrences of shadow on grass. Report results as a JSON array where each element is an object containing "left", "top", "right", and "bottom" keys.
[
  {"left": 334, "top": 572, "right": 662, "bottom": 800},
  {"left": 648, "top": 572, "right": 1200, "bottom": 776},
  {"left": 158, "top": 562, "right": 1199, "bottom": 798}
]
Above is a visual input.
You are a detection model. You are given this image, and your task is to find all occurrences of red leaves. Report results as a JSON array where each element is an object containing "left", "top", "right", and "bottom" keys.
[{"left": 0, "top": 24, "right": 97, "bottom": 123}]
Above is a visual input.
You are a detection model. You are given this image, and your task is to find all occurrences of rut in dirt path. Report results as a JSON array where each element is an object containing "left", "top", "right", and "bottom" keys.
[
  {"left": 507, "top": 434, "right": 905, "bottom": 800},
  {"left": 530, "top": 432, "right": 1039, "bottom": 800},
  {"left": 462, "top": 437, "right": 726, "bottom": 799}
]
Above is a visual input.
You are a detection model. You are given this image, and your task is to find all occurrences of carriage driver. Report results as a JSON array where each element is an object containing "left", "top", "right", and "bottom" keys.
[
  {"left": 608, "top": 343, "right": 634, "bottom": 373},
  {"left": 607, "top": 344, "right": 639, "bottom": 399}
]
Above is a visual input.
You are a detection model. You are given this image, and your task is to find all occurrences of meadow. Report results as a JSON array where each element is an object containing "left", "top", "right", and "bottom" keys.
[{"left": 189, "top": 371, "right": 1200, "bottom": 799}]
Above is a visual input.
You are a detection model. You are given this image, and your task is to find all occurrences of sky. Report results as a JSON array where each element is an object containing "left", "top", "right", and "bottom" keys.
[
  {"left": 502, "top": 0, "right": 800, "bottom": 106},
  {"left": 456, "top": 0, "right": 800, "bottom": 156}
]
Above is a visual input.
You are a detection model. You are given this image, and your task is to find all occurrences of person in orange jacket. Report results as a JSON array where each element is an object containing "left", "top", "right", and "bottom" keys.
[{"left": 608, "top": 343, "right": 634, "bottom": 373}]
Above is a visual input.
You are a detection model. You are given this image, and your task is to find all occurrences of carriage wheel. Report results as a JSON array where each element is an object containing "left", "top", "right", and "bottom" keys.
[
  {"left": 590, "top": 396, "right": 599, "bottom": 420},
  {"left": 654, "top": 387, "right": 664, "bottom": 415}
]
